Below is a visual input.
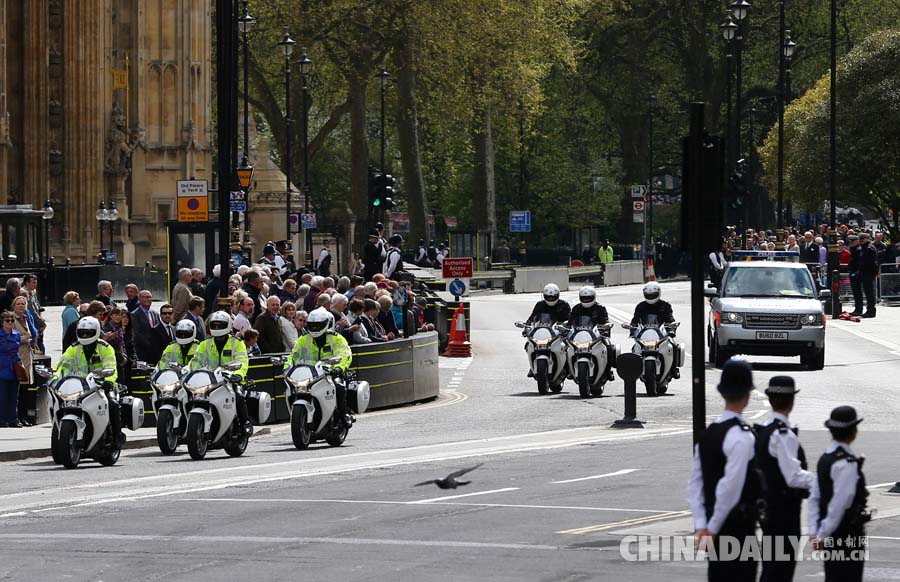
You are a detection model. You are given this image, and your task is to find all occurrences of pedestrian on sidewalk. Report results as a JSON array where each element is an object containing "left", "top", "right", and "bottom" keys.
[
  {"left": 856, "top": 232, "right": 878, "bottom": 318},
  {"left": 10, "top": 297, "right": 33, "bottom": 388},
  {"left": 0, "top": 312, "right": 23, "bottom": 428}
]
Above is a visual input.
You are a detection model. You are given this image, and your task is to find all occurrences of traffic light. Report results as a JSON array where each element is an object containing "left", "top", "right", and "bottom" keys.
[
  {"left": 382, "top": 174, "right": 396, "bottom": 210},
  {"left": 728, "top": 158, "right": 748, "bottom": 209},
  {"left": 369, "top": 172, "right": 397, "bottom": 210}
]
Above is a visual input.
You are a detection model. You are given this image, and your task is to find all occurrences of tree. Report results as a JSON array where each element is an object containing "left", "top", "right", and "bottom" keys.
[{"left": 758, "top": 29, "right": 900, "bottom": 238}]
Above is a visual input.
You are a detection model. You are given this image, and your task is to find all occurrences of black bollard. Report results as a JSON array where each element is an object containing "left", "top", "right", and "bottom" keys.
[
  {"left": 831, "top": 269, "right": 842, "bottom": 317},
  {"left": 612, "top": 353, "right": 644, "bottom": 429}
]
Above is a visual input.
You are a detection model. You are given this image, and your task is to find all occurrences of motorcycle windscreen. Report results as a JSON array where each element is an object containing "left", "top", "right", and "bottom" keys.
[
  {"left": 57, "top": 377, "right": 88, "bottom": 399},
  {"left": 637, "top": 328, "right": 661, "bottom": 342},
  {"left": 285, "top": 365, "right": 318, "bottom": 384},
  {"left": 530, "top": 327, "right": 553, "bottom": 341},
  {"left": 572, "top": 330, "right": 594, "bottom": 345},
  {"left": 152, "top": 369, "right": 181, "bottom": 389},
  {"left": 184, "top": 370, "right": 218, "bottom": 390},
  {"left": 573, "top": 315, "right": 594, "bottom": 330}
]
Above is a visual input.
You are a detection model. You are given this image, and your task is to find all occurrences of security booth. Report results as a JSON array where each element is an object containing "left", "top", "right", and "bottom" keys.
[{"left": 0, "top": 205, "right": 50, "bottom": 267}]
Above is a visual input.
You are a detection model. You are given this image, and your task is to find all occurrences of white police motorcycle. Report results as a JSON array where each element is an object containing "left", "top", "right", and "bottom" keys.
[
  {"left": 515, "top": 313, "right": 568, "bottom": 394},
  {"left": 622, "top": 316, "right": 683, "bottom": 396},
  {"left": 564, "top": 316, "right": 617, "bottom": 398},
  {"left": 284, "top": 357, "right": 370, "bottom": 449},
  {"left": 150, "top": 363, "right": 189, "bottom": 455}
]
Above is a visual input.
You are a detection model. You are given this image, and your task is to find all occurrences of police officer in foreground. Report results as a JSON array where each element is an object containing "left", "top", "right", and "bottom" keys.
[
  {"left": 568, "top": 286, "right": 614, "bottom": 381},
  {"left": 755, "top": 376, "right": 815, "bottom": 582},
  {"left": 687, "top": 358, "right": 758, "bottom": 582},
  {"left": 158, "top": 319, "right": 199, "bottom": 368},
  {"left": 809, "top": 406, "right": 870, "bottom": 582},
  {"left": 189, "top": 311, "right": 251, "bottom": 435},
  {"left": 526, "top": 283, "right": 571, "bottom": 326}
]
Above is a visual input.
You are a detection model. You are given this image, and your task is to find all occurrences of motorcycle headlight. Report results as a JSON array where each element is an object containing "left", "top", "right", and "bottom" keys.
[
  {"left": 721, "top": 312, "right": 744, "bottom": 324},
  {"left": 573, "top": 341, "right": 591, "bottom": 350},
  {"left": 59, "top": 390, "right": 83, "bottom": 402},
  {"left": 639, "top": 339, "right": 659, "bottom": 349},
  {"left": 288, "top": 378, "right": 312, "bottom": 391},
  {"left": 188, "top": 384, "right": 211, "bottom": 396},
  {"left": 154, "top": 383, "right": 179, "bottom": 395},
  {"left": 533, "top": 338, "right": 551, "bottom": 347},
  {"left": 801, "top": 313, "right": 823, "bottom": 326}
]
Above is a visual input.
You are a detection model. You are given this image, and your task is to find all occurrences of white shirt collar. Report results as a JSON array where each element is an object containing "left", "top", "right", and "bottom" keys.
[
  {"left": 826, "top": 440, "right": 854, "bottom": 455},
  {"left": 768, "top": 411, "right": 792, "bottom": 427},
  {"left": 715, "top": 410, "right": 742, "bottom": 423}
]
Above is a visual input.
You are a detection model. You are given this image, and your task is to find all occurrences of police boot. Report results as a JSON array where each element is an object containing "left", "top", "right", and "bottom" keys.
[
  {"left": 862, "top": 308, "right": 876, "bottom": 318},
  {"left": 236, "top": 393, "right": 253, "bottom": 436},
  {"left": 109, "top": 400, "right": 126, "bottom": 448}
]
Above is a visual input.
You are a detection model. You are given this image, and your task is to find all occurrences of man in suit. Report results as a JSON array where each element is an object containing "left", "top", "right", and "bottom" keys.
[
  {"left": 254, "top": 296, "right": 285, "bottom": 354},
  {"left": 183, "top": 296, "right": 207, "bottom": 341},
  {"left": 171, "top": 268, "right": 194, "bottom": 321},
  {"left": 130, "top": 290, "right": 165, "bottom": 363}
]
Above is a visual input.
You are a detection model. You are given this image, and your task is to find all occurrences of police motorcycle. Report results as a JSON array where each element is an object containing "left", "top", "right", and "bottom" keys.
[
  {"left": 563, "top": 316, "right": 617, "bottom": 398},
  {"left": 181, "top": 311, "right": 271, "bottom": 460},
  {"left": 621, "top": 315, "right": 683, "bottom": 396},
  {"left": 149, "top": 320, "right": 197, "bottom": 454},
  {"left": 282, "top": 309, "right": 370, "bottom": 450},
  {"left": 48, "top": 318, "right": 144, "bottom": 469},
  {"left": 515, "top": 313, "right": 568, "bottom": 395}
]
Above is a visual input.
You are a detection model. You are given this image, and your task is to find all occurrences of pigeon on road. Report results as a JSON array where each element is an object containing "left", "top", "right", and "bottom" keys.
[{"left": 414, "top": 464, "right": 483, "bottom": 490}]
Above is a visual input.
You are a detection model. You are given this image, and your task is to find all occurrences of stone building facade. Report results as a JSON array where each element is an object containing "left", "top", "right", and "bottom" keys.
[{"left": 0, "top": 0, "right": 211, "bottom": 266}]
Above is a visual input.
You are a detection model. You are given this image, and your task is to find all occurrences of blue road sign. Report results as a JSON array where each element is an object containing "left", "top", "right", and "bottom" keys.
[
  {"left": 510, "top": 210, "right": 531, "bottom": 233},
  {"left": 301, "top": 213, "right": 317, "bottom": 230},
  {"left": 230, "top": 252, "right": 243, "bottom": 269},
  {"left": 229, "top": 191, "right": 246, "bottom": 212},
  {"left": 449, "top": 278, "right": 467, "bottom": 297}
]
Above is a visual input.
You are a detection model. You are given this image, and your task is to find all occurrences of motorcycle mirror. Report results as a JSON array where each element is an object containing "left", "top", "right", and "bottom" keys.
[
  {"left": 98, "top": 368, "right": 115, "bottom": 378},
  {"left": 169, "top": 362, "right": 182, "bottom": 370},
  {"left": 327, "top": 356, "right": 343, "bottom": 365},
  {"left": 620, "top": 323, "right": 631, "bottom": 329},
  {"left": 225, "top": 361, "right": 242, "bottom": 371},
  {"left": 600, "top": 323, "right": 614, "bottom": 331},
  {"left": 514, "top": 322, "right": 526, "bottom": 329}
]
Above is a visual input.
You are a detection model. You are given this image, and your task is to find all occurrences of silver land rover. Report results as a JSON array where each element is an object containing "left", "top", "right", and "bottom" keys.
[{"left": 706, "top": 261, "right": 829, "bottom": 370}]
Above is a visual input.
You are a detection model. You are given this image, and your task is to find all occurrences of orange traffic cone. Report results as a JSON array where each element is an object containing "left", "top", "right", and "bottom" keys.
[
  {"left": 645, "top": 258, "right": 657, "bottom": 282},
  {"left": 443, "top": 304, "right": 472, "bottom": 357}
]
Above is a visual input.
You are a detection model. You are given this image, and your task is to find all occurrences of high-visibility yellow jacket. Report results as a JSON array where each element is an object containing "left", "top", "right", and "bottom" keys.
[
  {"left": 285, "top": 332, "right": 352, "bottom": 373},
  {"left": 189, "top": 335, "right": 249, "bottom": 379},
  {"left": 53, "top": 340, "right": 118, "bottom": 384},
  {"left": 159, "top": 341, "right": 198, "bottom": 368},
  {"left": 598, "top": 245, "right": 614, "bottom": 264}
]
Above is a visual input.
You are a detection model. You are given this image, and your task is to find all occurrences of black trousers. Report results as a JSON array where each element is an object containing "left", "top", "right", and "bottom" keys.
[
  {"left": 861, "top": 274, "right": 876, "bottom": 312},
  {"left": 850, "top": 273, "right": 863, "bottom": 311},
  {"left": 708, "top": 517, "right": 758, "bottom": 582},
  {"left": 760, "top": 499, "right": 801, "bottom": 582},
  {"left": 825, "top": 558, "right": 864, "bottom": 582}
]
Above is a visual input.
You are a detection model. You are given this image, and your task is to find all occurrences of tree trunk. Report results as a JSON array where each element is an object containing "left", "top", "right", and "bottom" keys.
[
  {"left": 393, "top": 36, "right": 430, "bottom": 246},
  {"left": 473, "top": 102, "right": 496, "bottom": 240},
  {"left": 349, "top": 76, "right": 371, "bottom": 253}
]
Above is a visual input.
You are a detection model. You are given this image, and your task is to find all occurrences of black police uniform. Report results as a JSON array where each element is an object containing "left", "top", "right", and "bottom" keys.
[
  {"left": 755, "top": 417, "right": 809, "bottom": 581},
  {"left": 568, "top": 303, "right": 608, "bottom": 327},
  {"left": 857, "top": 241, "right": 878, "bottom": 316},
  {"left": 630, "top": 300, "right": 674, "bottom": 327},
  {"left": 848, "top": 243, "right": 863, "bottom": 314},
  {"left": 526, "top": 300, "right": 571, "bottom": 325},
  {"left": 814, "top": 447, "right": 869, "bottom": 582},
  {"left": 363, "top": 239, "right": 385, "bottom": 282}
]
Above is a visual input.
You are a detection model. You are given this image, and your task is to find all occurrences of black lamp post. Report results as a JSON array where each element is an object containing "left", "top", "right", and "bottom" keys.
[
  {"left": 107, "top": 200, "right": 119, "bottom": 261},
  {"left": 298, "top": 48, "right": 313, "bottom": 265},
  {"left": 377, "top": 69, "right": 389, "bottom": 225},
  {"left": 278, "top": 28, "right": 296, "bottom": 245},
  {"left": 96, "top": 201, "right": 108, "bottom": 255},
  {"left": 238, "top": 1, "right": 255, "bottom": 161},
  {"left": 721, "top": 12, "right": 737, "bottom": 224},
  {"left": 826, "top": 0, "right": 839, "bottom": 314},
  {"left": 42, "top": 200, "right": 54, "bottom": 263},
  {"left": 647, "top": 92, "right": 656, "bottom": 258},
  {"left": 731, "top": 0, "right": 751, "bottom": 228},
  {"left": 778, "top": 27, "right": 797, "bottom": 235}
]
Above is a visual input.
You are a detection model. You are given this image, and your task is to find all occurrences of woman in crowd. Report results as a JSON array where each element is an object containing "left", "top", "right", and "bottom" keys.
[
  {"left": 61, "top": 291, "right": 81, "bottom": 334},
  {"left": 279, "top": 301, "right": 299, "bottom": 351},
  {"left": 10, "top": 297, "right": 33, "bottom": 388},
  {"left": 0, "top": 312, "right": 23, "bottom": 427},
  {"left": 294, "top": 309, "right": 309, "bottom": 336}
]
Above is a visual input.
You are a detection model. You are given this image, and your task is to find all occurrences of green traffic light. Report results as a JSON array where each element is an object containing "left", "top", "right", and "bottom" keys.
[{"left": 373, "top": 198, "right": 382, "bottom": 207}]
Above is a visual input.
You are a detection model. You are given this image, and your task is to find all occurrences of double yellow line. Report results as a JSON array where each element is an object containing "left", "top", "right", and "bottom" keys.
[{"left": 558, "top": 510, "right": 691, "bottom": 535}]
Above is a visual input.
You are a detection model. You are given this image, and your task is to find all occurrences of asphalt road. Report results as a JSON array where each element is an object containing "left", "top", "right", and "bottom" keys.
[{"left": 0, "top": 281, "right": 899, "bottom": 581}]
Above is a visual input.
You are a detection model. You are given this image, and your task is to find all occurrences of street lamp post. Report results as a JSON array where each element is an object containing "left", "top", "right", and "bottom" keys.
[
  {"left": 377, "top": 69, "right": 390, "bottom": 226},
  {"left": 278, "top": 28, "right": 296, "bottom": 247},
  {"left": 298, "top": 48, "right": 313, "bottom": 265},
  {"left": 42, "top": 200, "right": 54, "bottom": 264},
  {"left": 778, "top": 28, "right": 797, "bottom": 237},
  {"left": 96, "top": 201, "right": 108, "bottom": 257},
  {"left": 107, "top": 200, "right": 119, "bottom": 262},
  {"left": 826, "top": 0, "right": 840, "bottom": 314},
  {"left": 647, "top": 92, "right": 656, "bottom": 260},
  {"left": 238, "top": 1, "right": 256, "bottom": 241},
  {"left": 721, "top": 12, "right": 737, "bottom": 225},
  {"left": 731, "top": 0, "right": 751, "bottom": 229}
]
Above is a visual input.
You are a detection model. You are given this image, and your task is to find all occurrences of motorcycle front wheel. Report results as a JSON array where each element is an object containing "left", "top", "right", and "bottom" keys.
[
  {"left": 577, "top": 361, "right": 591, "bottom": 398},
  {"left": 186, "top": 414, "right": 209, "bottom": 460},
  {"left": 291, "top": 407, "right": 311, "bottom": 450},
  {"left": 535, "top": 359, "right": 549, "bottom": 395},
  {"left": 643, "top": 359, "right": 657, "bottom": 397},
  {"left": 326, "top": 417, "right": 348, "bottom": 447},
  {"left": 56, "top": 420, "right": 81, "bottom": 469},
  {"left": 97, "top": 434, "right": 122, "bottom": 466},
  {"left": 156, "top": 409, "right": 178, "bottom": 455},
  {"left": 51, "top": 424, "right": 64, "bottom": 465}
]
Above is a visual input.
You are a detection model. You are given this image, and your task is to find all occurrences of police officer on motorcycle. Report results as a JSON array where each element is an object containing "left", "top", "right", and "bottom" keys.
[
  {"left": 159, "top": 319, "right": 199, "bottom": 368},
  {"left": 526, "top": 283, "right": 571, "bottom": 327},
  {"left": 189, "top": 311, "right": 251, "bottom": 435},
  {"left": 568, "top": 286, "right": 614, "bottom": 381},
  {"left": 630, "top": 282, "right": 675, "bottom": 328},
  {"left": 54, "top": 317, "right": 125, "bottom": 446},
  {"left": 285, "top": 307, "right": 354, "bottom": 428}
]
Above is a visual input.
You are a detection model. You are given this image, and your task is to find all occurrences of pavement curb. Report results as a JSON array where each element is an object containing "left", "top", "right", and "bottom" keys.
[{"left": 0, "top": 426, "right": 272, "bottom": 463}]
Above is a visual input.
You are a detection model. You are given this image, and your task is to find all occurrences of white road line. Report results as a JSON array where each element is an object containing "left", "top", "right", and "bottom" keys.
[
  {"left": 187, "top": 497, "right": 674, "bottom": 514},
  {"left": 410, "top": 487, "right": 520, "bottom": 504},
  {"left": 747, "top": 409, "right": 769, "bottom": 420},
  {"left": 868, "top": 482, "right": 897, "bottom": 489},
  {"left": 551, "top": 469, "right": 638, "bottom": 484},
  {"left": 0, "top": 532, "right": 569, "bottom": 552}
]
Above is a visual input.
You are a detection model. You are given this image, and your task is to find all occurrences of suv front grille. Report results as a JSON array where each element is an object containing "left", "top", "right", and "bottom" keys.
[{"left": 744, "top": 314, "right": 800, "bottom": 329}]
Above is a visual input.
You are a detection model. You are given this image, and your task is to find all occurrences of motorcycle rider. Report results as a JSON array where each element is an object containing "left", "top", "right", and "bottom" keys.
[
  {"left": 568, "top": 286, "right": 614, "bottom": 381},
  {"left": 53, "top": 316, "right": 125, "bottom": 445},
  {"left": 159, "top": 319, "right": 199, "bottom": 368},
  {"left": 526, "top": 283, "right": 571, "bottom": 326},
  {"left": 284, "top": 307, "right": 354, "bottom": 428},
  {"left": 189, "top": 311, "right": 251, "bottom": 434},
  {"left": 630, "top": 281, "right": 679, "bottom": 379}
]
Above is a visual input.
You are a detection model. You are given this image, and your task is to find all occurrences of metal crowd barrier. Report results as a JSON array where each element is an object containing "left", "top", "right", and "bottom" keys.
[{"left": 879, "top": 263, "right": 900, "bottom": 303}]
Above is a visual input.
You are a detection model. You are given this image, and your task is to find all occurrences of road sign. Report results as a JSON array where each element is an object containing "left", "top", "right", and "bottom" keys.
[
  {"left": 442, "top": 257, "right": 473, "bottom": 279},
  {"left": 449, "top": 278, "right": 467, "bottom": 297},
  {"left": 300, "top": 213, "right": 317, "bottom": 230},
  {"left": 229, "top": 190, "right": 247, "bottom": 212},
  {"left": 230, "top": 252, "right": 243, "bottom": 269},
  {"left": 631, "top": 184, "right": 648, "bottom": 198},
  {"left": 509, "top": 210, "right": 531, "bottom": 233},
  {"left": 176, "top": 179, "right": 209, "bottom": 222},
  {"left": 633, "top": 200, "right": 645, "bottom": 212},
  {"left": 633, "top": 212, "right": 645, "bottom": 223},
  {"left": 287, "top": 213, "right": 299, "bottom": 234}
]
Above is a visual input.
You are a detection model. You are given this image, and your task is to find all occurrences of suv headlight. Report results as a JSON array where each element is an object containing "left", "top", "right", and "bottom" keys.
[
  {"left": 720, "top": 312, "right": 744, "bottom": 324},
  {"left": 801, "top": 313, "right": 824, "bottom": 326}
]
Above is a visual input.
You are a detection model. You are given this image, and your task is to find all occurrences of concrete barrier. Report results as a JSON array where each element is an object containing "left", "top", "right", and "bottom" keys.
[
  {"left": 349, "top": 331, "right": 440, "bottom": 409},
  {"left": 602, "top": 261, "right": 644, "bottom": 286},
  {"left": 513, "top": 267, "right": 569, "bottom": 293}
]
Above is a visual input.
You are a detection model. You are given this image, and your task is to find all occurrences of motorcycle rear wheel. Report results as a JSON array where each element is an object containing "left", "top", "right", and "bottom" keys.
[
  {"left": 97, "top": 435, "right": 122, "bottom": 466},
  {"left": 326, "top": 417, "right": 348, "bottom": 447},
  {"left": 225, "top": 421, "right": 250, "bottom": 457},
  {"left": 535, "top": 359, "right": 549, "bottom": 395},
  {"left": 186, "top": 414, "right": 209, "bottom": 460}
]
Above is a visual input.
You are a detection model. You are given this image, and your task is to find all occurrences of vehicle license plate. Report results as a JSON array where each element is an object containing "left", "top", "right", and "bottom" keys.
[{"left": 756, "top": 331, "right": 788, "bottom": 340}]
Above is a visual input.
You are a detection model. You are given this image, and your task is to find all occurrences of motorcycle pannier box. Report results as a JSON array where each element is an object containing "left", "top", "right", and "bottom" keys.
[
  {"left": 246, "top": 392, "right": 273, "bottom": 425},
  {"left": 120, "top": 395, "right": 145, "bottom": 431},
  {"left": 347, "top": 381, "right": 370, "bottom": 415}
]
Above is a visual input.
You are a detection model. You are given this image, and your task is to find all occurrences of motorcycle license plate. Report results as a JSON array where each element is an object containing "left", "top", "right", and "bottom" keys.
[{"left": 756, "top": 331, "right": 788, "bottom": 340}]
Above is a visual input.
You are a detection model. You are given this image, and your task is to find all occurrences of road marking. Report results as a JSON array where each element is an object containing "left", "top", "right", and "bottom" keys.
[
  {"left": 747, "top": 409, "right": 769, "bottom": 420},
  {"left": 188, "top": 497, "right": 674, "bottom": 514},
  {"left": 868, "top": 482, "right": 897, "bottom": 489},
  {"left": 551, "top": 469, "right": 638, "bottom": 484},
  {"left": 0, "top": 426, "right": 693, "bottom": 516},
  {"left": 0, "top": 532, "right": 571, "bottom": 552},
  {"left": 410, "top": 487, "right": 520, "bottom": 504},
  {"left": 558, "top": 510, "right": 692, "bottom": 535}
]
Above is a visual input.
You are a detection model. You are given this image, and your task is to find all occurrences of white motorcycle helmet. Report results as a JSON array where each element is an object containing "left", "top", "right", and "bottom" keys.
[
  {"left": 208, "top": 311, "right": 233, "bottom": 337},
  {"left": 578, "top": 286, "right": 596, "bottom": 308},
  {"left": 174, "top": 319, "right": 197, "bottom": 345},
  {"left": 543, "top": 283, "right": 560, "bottom": 306},
  {"left": 306, "top": 307, "right": 334, "bottom": 338},
  {"left": 643, "top": 281, "right": 661, "bottom": 304},
  {"left": 75, "top": 316, "right": 101, "bottom": 346}
]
